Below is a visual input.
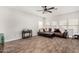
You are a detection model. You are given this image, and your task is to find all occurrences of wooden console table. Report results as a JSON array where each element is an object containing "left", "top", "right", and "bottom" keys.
[{"left": 22, "top": 30, "right": 32, "bottom": 39}]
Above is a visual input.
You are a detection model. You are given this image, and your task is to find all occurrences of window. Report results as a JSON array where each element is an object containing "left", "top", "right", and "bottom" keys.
[
  {"left": 68, "top": 19, "right": 79, "bottom": 35},
  {"left": 59, "top": 20, "right": 67, "bottom": 25},
  {"left": 51, "top": 18, "right": 79, "bottom": 37},
  {"left": 68, "top": 19, "right": 78, "bottom": 25},
  {"left": 52, "top": 21, "right": 57, "bottom": 26},
  {"left": 38, "top": 21, "right": 43, "bottom": 29},
  {"left": 68, "top": 26, "right": 78, "bottom": 34}
]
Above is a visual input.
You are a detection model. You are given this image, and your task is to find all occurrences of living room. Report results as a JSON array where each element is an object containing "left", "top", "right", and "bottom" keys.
[{"left": 0, "top": 6, "right": 79, "bottom": 53}]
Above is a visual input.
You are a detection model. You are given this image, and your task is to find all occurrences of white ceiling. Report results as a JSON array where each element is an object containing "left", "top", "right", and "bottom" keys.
[{"left": 9, "top": 6, "right": 79, "bottom": 18}]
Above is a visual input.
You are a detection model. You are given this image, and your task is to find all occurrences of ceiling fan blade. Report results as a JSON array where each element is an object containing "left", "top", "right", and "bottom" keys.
[
  {"left": 47, "top": 7, "right": 55, "bottom": 10},
  {"left": 41, "top": 6, "right": 45, "bottom": 9},
  {"left": 47, "top": 11, "right": 52, "bottom": 13}
]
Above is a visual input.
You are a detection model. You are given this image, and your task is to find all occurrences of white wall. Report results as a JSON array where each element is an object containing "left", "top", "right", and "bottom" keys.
[
  {"left": 0, "top": 7, "right": 43, "bottom": 42},
  {"left": 0, "top": 7, "right": 10, "bottom": 33}
]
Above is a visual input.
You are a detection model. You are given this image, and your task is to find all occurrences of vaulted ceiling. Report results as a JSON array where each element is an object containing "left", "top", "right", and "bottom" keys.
[{"left": 8, "top": 6, "right": 79, "bottom": 18}]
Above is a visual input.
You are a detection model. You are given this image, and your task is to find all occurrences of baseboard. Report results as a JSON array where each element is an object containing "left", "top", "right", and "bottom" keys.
[
  {"left": 5, "top": 34, "right": 37, "bottom": 43},
  {"left": 5, "top": 37, "right": 21, "bottom": 43}
]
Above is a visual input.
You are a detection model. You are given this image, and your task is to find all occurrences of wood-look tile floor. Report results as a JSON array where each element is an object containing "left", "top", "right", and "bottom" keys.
[{"left": 3, "top": 36, "right": 79, "bottom": 53}]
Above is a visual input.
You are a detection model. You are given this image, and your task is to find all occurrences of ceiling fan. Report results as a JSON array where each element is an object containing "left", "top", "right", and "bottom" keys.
[{"left": 37, "top": 6, "right": 57, "bottom": 14}]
